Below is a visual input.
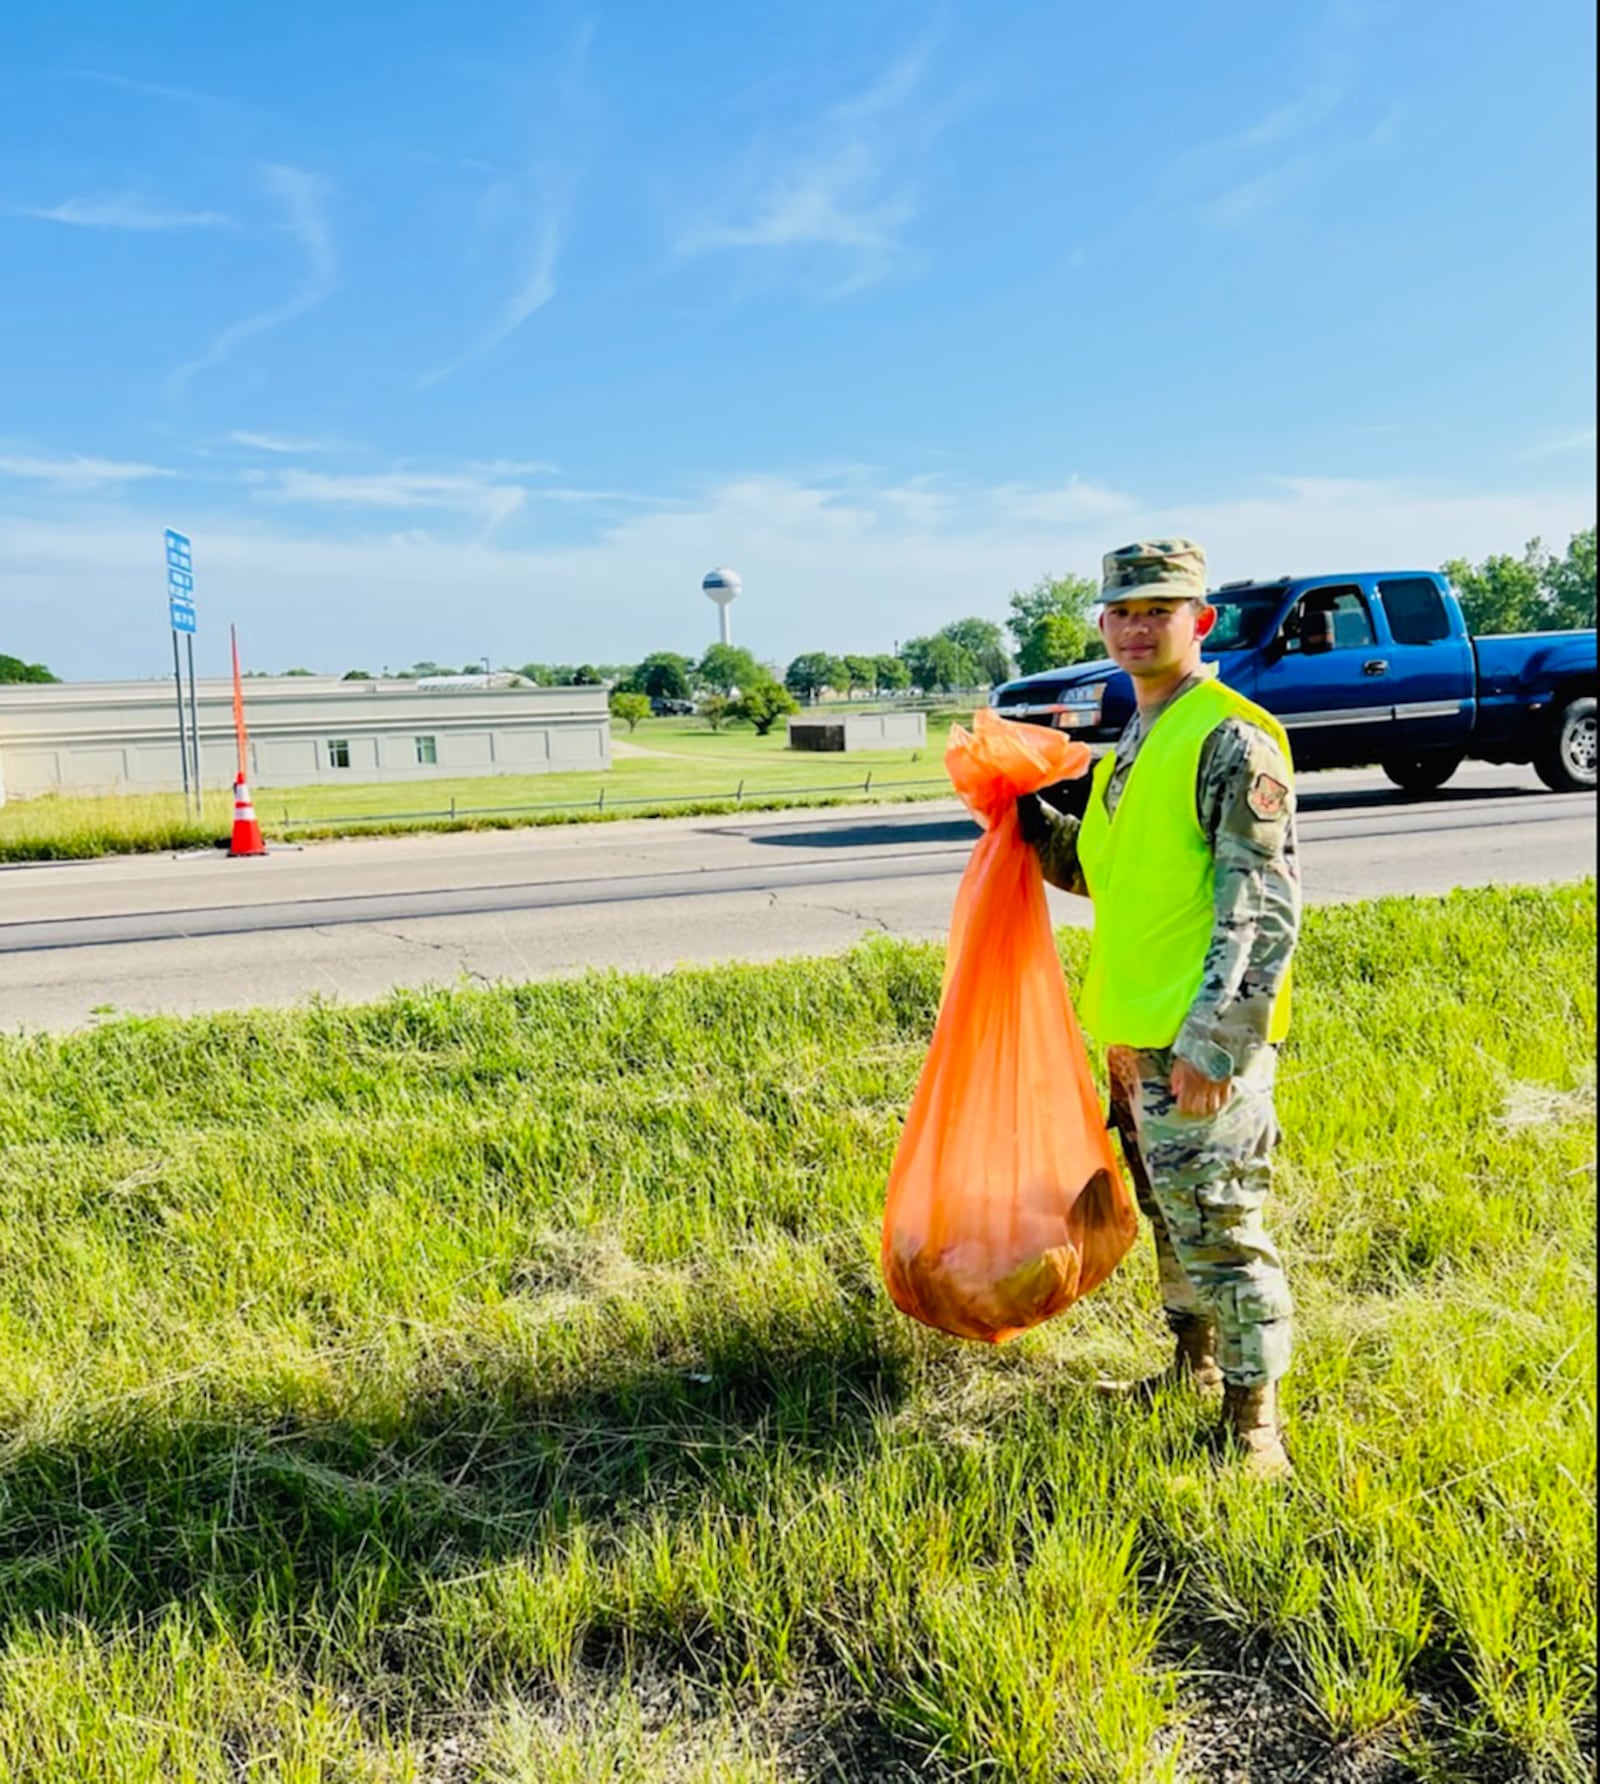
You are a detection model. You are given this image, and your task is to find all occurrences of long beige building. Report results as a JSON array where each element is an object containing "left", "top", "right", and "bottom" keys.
[{"left": 0, "top": 676, "right": 611, "bottom": 804}]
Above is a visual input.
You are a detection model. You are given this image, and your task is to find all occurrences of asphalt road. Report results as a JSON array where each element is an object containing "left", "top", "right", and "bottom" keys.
[{"left": 0, "top": 763, "right": 1592, "bottom": 1031}]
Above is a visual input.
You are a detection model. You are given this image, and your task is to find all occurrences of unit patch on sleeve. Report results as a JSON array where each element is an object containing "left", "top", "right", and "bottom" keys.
[{"left": 1247, "top": 772, "right": 1289, "bottom": 821}]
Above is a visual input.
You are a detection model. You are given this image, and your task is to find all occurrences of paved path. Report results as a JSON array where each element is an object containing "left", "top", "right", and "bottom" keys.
[{"left": 0, "top": 764, "right": 1591, "bottom": 1031}]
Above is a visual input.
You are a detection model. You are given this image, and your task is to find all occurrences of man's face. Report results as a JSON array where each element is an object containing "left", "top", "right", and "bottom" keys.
[{"left": 1098, "top": 594, "right": 1215, "bottom": 678}]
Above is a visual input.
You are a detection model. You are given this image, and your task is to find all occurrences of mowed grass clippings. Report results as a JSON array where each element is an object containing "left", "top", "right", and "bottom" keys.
[{"left": 0, "top": 882, "right": 1593, "bottom": 1782}]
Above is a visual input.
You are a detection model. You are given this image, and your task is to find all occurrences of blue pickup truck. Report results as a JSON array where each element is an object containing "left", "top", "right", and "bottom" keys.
[{"left": 991, "top": 570, "right": 1597, "bottom": 793}]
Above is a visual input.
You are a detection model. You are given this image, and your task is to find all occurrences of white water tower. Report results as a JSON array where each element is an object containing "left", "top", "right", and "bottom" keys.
[{"left": 702, "top": 566, "right": 742, "bottom": 645}]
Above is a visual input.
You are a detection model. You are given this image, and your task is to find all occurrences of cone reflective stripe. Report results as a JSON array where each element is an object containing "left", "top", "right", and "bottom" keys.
[{"left": 229, "top": 773, "right": 267, "bottom": 857}]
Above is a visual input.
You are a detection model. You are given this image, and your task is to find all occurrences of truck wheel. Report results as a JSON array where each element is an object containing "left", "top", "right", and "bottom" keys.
[
  {"left": 1381, "top": 752, "right": 1463, "bottom": 794},
  {"left": 1534, "top": 695, "right": 1597, "bottom": 792}
]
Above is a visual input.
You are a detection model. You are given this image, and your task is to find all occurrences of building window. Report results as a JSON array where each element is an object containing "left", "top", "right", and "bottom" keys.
[
  {"left": 327, "top": 738, "right": 351, "bottom": 769},
  {"left": 414, "top": 735, "right": 438, "bottom": 765}
]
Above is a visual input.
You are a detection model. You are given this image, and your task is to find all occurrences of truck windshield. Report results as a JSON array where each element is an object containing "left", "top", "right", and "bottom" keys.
[{"left": 1206, "top": 586, "right": 1287, "bottom": 652}]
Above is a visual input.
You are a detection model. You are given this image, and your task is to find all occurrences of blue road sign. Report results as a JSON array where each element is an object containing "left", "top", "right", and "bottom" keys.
[{"left": 164, "top": 528, "right": 196, "bottom": 633}]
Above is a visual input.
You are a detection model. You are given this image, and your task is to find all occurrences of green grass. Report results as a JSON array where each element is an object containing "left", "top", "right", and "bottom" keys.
[
  {"left": 0, "top": 882, "right": 1593, "bottom": 1781},
  {"left": 0, "top": 789, "right": 235, "bottom": 862},
  {"left": 0, "top": 714, "right": 964, "bottom": 861}
]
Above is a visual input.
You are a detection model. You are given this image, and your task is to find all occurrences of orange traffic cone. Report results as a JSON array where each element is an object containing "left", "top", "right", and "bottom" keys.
[{"left": 229, "top": 773, "right": 267, "bottom": 857}]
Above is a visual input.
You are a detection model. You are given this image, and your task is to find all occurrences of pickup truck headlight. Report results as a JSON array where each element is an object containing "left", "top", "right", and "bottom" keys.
[{"left": 1052, "top": 683, "right": 1107, "bottom": 728}]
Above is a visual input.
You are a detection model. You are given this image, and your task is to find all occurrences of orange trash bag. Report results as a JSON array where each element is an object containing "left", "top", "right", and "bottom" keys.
[{"left": 881, "top": 708, "right": 1139, "bottom": 1343}]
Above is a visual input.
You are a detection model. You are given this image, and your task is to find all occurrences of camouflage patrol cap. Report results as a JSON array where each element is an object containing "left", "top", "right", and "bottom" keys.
[{"left": 1100, "top": 538, "right": 1208, "bottom": 601}]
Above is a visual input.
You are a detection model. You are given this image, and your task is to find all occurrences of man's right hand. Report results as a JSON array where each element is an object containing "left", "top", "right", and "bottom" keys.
[
  {"left": 1016, "top": 786, "right": 1089, "bottom": 894},
  {"left": 1016, "top": 791, "right": 1052, "bottom": 845}
]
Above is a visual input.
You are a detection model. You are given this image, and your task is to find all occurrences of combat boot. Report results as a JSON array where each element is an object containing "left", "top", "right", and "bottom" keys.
[
  {"left": 1097, "top": 1314, "right": 1224, "bottom": 1402},
  {"left": 1221, "top": 1381, "right": 1293, "bottom": 1479}
]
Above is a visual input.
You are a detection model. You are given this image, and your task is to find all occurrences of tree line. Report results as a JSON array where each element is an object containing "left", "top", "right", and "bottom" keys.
[
  {"left": 4, "top": 531, "right": 1592, "bottom": 690},
  {"left": 505, "top": 527, "right": 1600, "bottom": 724}
]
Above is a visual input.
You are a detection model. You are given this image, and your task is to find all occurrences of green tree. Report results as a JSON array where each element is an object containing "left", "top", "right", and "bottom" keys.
[
  {"left": 730, "top": 675, "right": 799, "bottom": 736},
  {"left": 282, "top": 667, "right": 315, "bottom": 676},
  {"left": 900, "top": 634, "right": 977, "bottom": 693},
  {"left": 937, "top": 617, "right": 1011, "bottom": 685},
  {"left": 698, "top": 691, "right": 733, "bottom": 731},
  {"left": 0, "top": 654, "right": 59, "bottom": 683},
  {"left": 608, "top": 691, "right": 651, "bottom": 732},
  {"left": 697, "top": 643, "right": 763, "bottom": 695},
  {"left": 1007, "top": 573, "right": 1104, "bottom": 674},
  {"left": 873, "top": 653, "right": 911, "bottom": 693},
  {"left": 1442, "top": 543, "right": 1549, "bottom": 634},
  {"left": 1543, "top": 527, "right": 1597, "bottom": 629},
  {"left": 342, "top": 669, "right": 375, "bottom": 680},
  {"left": 785, "top": 652, "right": 846, "bottom": 704},
  {"left": 623, "top": 651, "right": 695, "bottom": 700},
  {"left": 567, "top": 665, "right": 603, "bottom": 686},
  {"left": 842, "top": 653, "right": 877, "bottom": 697},
  {"left": 1029, "top": 612, "right": 1105, "bottom": 675},
  {"left": 517, "top": 663, "right": 562, "bottom": 686}
]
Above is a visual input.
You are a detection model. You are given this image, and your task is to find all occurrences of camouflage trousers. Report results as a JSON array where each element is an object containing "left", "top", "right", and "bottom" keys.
[{"left": 1107, "top": 1043, "right": 1293, "bottom": 1387}]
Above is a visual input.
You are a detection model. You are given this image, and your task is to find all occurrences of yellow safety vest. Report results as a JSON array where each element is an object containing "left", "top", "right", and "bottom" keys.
[{"left": 1076, "top": 677, "right": 1293, "bottom": 1049}]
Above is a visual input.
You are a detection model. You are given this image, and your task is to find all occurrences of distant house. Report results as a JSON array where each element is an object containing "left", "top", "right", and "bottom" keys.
[{"left": 0, "top": 676, "right": 611, "bottom": 804}]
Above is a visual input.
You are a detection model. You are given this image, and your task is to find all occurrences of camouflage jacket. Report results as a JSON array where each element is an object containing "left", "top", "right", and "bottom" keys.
[{"left": 1031, "top": 670, "right": 1302, "bottom": 1082}]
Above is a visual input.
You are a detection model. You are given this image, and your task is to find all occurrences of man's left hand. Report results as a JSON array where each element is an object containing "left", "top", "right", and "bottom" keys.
[{"left": 1170, "top": 1058, "right": 1233, "bottom": 1117}]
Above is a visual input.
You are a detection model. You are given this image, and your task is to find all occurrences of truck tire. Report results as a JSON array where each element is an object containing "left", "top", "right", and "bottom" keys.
[
  {"left": 1381, "top": 751, "right": 1464, "bottom": 794},
  {"left": 1534, "top": 695, "right": 1597, "bottom": 792}
]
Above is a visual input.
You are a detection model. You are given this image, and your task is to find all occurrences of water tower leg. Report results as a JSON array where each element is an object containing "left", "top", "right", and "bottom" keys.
[{"left": 720, "top": 607, "right": 732, "bottom": 646}]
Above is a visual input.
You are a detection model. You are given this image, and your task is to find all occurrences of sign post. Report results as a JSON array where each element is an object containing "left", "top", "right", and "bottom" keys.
[
  {"left": 165, "top": 529, "right": 198, "bottom": 813},
  {"left": 187, "top": 631, "right": 201, "bottom": 810},
  {"left": 171, "top": 630, "right": 191, "bottom": 808}
]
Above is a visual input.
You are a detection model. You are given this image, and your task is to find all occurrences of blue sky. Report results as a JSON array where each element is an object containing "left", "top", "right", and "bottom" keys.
[{"left": 1, "top": 0, "right": 1594, "bottom": 678}]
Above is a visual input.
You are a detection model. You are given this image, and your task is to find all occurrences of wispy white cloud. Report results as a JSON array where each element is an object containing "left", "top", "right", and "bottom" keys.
[
  {"left": 675, "top": 41, "right": 940, "bottom": 293},
  {"left": 1229, "top": 85, "right": 1344, "bottom": 151},
  {"left": 69, "top": 68, "right": 227, "bottom": 109},
  {"left": 468, "top": 458, "right": 561, "bottom": 478},
  {"left": 12, "top": 196, "right": 235, "bottom": 231},
  {"left": 1174, "top": 8, "right": 1373, "bottom": 230},
  {"left": 830, "top": 42, "right": 935, "bottom": 125},
  {"left": 1203, "top": 160, "right": 1314, "bottom": 228},
  {"left": 991, "top": 476, "right": 1136, "bottom": 526},
  {"left": 0, "top": 452, "right": 174, "bottom": 488},
  {"left": 247, "top": 460, "right": 610, "bottom": 526},
  {"left": 418, "top": 210, "right": 565, "bottom": 389},
  {"left": 679, "top": 143, "right": 915, "bottom": 259},
  {"left": 168, "top": 165, "right": 337, "bottom": 398},
  {"left": 417, "top": 22, "right": 594, "bottom": 389},
  {"left": 250, "top": 467, "right": 529, "bottom": 531},
  {"left": 228, "top": 431, "right": 347, "bottom": 455},
  {"left": 1519, "top": 427, "right": 1597, "bottom": 459}
]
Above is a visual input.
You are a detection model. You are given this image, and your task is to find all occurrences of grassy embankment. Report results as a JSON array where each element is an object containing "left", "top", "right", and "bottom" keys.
[
  {"left": 0, "top": 882, "right": 1593, "bottom": 1781},
  {"left": 0, "top": 717, "right": 961, "bottom": 862}
]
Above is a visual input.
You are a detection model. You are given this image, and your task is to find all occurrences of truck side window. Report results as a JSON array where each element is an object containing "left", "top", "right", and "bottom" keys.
[
  {"left": 1285, "top": 586, "right": 1375, "bottom": 651},
  {"left": 1380, "top": 578, "right": 1452, "bottom": 644}
]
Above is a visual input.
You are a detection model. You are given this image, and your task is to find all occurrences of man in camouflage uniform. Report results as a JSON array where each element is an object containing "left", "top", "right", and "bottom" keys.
[{"left": 1019, "top": 538, "right": 1301, "bottom": 1478}]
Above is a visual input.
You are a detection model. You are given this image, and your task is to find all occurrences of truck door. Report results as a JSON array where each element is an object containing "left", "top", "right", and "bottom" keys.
[
  {"left": 1370, "top": 576, "right": 1475, "bottom": 754},
  {"left": 1250, "top": 580, "right": 1394, "bottom": 768}
]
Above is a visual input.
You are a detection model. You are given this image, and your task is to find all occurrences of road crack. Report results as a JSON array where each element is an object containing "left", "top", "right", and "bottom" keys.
[
  {"left": 364, "top": 925, "right": 495, "bottom": 988},
  {"left": 774, "top": 894, "right": 893, "bottom": 935}
]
